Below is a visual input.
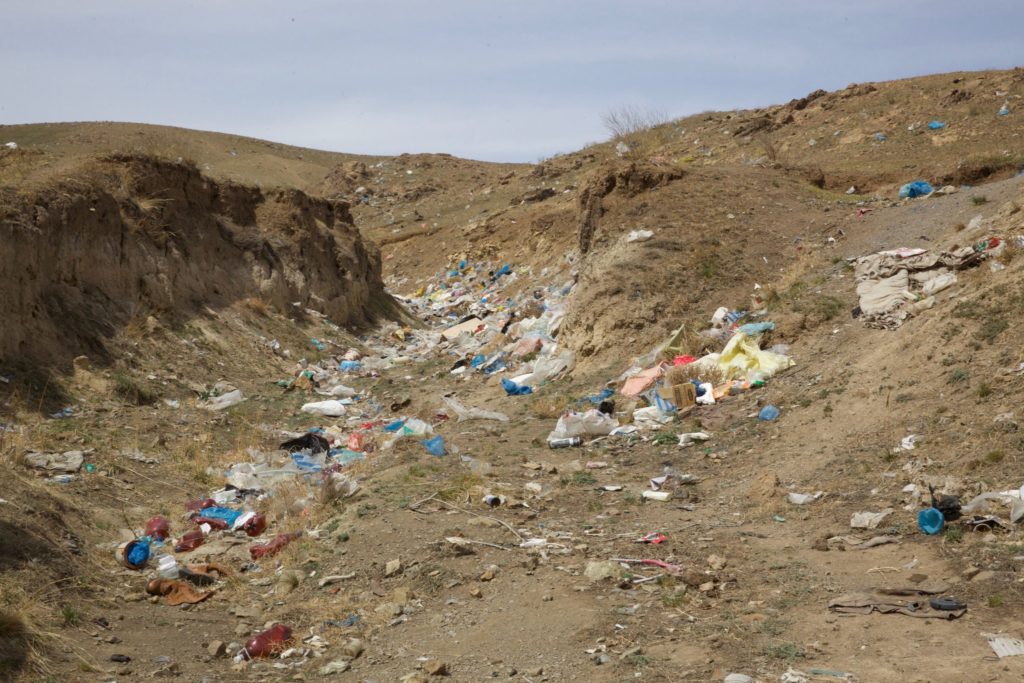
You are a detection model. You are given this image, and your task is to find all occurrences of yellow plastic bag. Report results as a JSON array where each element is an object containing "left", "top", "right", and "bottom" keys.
[{"left": 699, "top": 332, "right": 794, "bottom": 381}]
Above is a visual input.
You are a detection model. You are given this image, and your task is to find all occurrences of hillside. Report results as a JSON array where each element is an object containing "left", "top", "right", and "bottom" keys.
[{"left": 1, "top": 68, "right": 1024, "bottom": 683}]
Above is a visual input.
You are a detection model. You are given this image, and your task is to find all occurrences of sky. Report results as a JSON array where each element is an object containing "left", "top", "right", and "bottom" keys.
[{"left": 2, "top": 1, "right": 1023, "bottom": 162}]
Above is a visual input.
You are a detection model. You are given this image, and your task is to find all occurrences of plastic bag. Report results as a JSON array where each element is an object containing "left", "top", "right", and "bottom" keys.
[
  {"left": 422, "top": 435, "right": 447, "bottom": 456},
  {"left": 694, "top": 332, "right": 794, "bottom": 382},
  {"left": 442, "top": 396, "right": 509, "bottom": 422},
  {"left": 203, "top": 389, "right": 243, "bottom": 411},
  {"left": 301, "top": 400, "right": 347, "bottom": 417},
  {"left": 530, "top": 349, "right": 575, "bottom": 384},
  {"left": 898, "top": 180, "right": 934, "bottom": 199},
  {"left": 502, "top": 378, "right": 533, "bottom": 395},
  {"left": 547, "top": 409, "right": 617, "bottom": 441}
]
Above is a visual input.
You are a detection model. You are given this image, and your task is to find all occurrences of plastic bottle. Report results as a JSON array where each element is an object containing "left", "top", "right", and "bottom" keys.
[
  {"left": 548, "top": 437, "right": 581, "bottom": 449},
  {"left": 157, "top": 554, "right": 180, "bottom": 579},
  {"left": 144, "top": 516, "right": 170, "bottom": 540},
  {"left": 174, "top": 529, "right": 206, "bottom": 553},
  {"left": 239, "top": 512, "right": 267, "bottom": 537},
  {"left": 237, "top": 624, "right": 293, "bottom": 661},
  {"left": 185, "top": 497, "right": 217, "bottom": 513},
  {"left": 249, "top": 532, "right": 302, "bottom": 560}
]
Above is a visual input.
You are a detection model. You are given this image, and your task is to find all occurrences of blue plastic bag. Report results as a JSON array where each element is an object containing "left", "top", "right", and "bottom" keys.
[
  {"left": 339, "top": 360, "right": 361, "bottom": 372},
  {"left": 291, "top": 452, "right": 323, "bottom": 472},
  {"left": 584, "top": 388, "right": 614, "bottom": 404},
  {"left": 738, "top": 322, "right": 775, "bottom": 335},
  {"left": 501, "top": 378, "right": 533, "bottom": 396},
  {"left": 422, "top": 435, "right": 447, "bottom": 456},
  {"left": 918, "top": 507, "right": 944, "bottom": 535},
  {"left": 195, "top": 506, "right": 243, "bottom": 526},
  {"left": 758, "top": 405, "right": 780, "bottom": 421},
  {"left": 898, "top": 181, "right": 934, "bottom": 199},
  {"left": 125, "top": 539, "right": 151, "bottom": 568},
  {"left": 927, "top": 120, "right": 945, "bottom": 130},
  {"left": 384, "top": 419, "right": 406, "bottom": 433}
]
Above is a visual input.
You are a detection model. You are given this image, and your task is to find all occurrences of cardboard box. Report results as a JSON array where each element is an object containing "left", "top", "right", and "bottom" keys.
[{"left": 657, "top": 382, "right": 696, "bottom": 408}]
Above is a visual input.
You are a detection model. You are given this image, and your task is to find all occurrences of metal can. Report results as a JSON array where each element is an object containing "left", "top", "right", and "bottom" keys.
[{"left": 548, "top": 437, "right": 582, "bottom": 449}]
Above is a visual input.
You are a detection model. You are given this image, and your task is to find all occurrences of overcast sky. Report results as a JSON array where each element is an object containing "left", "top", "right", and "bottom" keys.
[{"left": 3, "top": 1, "right": 1023, "bottom": 162}]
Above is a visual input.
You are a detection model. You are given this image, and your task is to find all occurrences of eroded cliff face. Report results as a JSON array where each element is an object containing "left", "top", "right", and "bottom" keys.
[{"left": 0, "top": 154, "right": 390, "bottom": 369}]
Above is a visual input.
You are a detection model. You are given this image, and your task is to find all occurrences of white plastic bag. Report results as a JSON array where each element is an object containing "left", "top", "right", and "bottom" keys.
[
  {"left": 203, "top": 389, "right": 243, "bottom": 411},
  {"left": 301, "top": 400, "right": 347, "bottom": 417},
  {"left": 442, "top": 396, "right": 509, "bottom": 422},
  {"left": 547, "top": 409, "right": 617, "bottom": 441}
]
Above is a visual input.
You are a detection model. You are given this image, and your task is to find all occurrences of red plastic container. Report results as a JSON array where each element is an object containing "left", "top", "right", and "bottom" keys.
[
  {"left": 144, "top": 516, "right": 170, "bottom": 540},
  {"left": 185, "top": 498, "right": 216, "bottom": 513},
  {"left": 174, "top": 529, "right": 206, "bottom": 553},
  {"left": 249, "top": 532, "right": 302, "bottom": 560},
  {"left": 240, "top": 513, "right": 267, "bottom": 537},
  {"left": 241, "top": 624, "right": 293, "bottom": 659},
  {"left": 192, "top": 516, "right": 230, "bottom": 531}
]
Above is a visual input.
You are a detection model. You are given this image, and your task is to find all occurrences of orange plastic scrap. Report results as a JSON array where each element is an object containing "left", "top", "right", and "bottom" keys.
[
  {"left": 145, "top": 578, "right": 215, "bottom": 606},
  {"left": 620, "top": 365, "right": 666, "bottom": 397}
]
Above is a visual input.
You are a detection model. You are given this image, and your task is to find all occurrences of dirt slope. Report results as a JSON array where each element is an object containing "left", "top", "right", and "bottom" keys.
[{"left": 0, "top": 152, "right": 392, "bottom": 383}]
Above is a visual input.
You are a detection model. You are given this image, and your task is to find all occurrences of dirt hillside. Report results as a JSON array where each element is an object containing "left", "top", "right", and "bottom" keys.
[{"left": 1, "top": 68, "right": 1024, "bottom": 683}]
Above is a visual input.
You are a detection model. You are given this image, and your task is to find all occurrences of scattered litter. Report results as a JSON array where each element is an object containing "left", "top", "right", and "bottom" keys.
[
  {"left": 301, "top": 400, "right": 348, "bottom": 417},
  {"left": 202, "top": 389, "right": 243, "bottom": 411},
  {"left": 678, "top": 432, "right": 711, "bottom": 447},
  {"left": 788, "top": 491, "right": 823, "bottom": 505},
  {"left": 626, "top": 229, "right": 654, "bottom": 243},
  {"left": 850, "top": 509, "right": 893, "bottom": 529},
  {"left": 917, "top": 507, "right": 944, "bottom": 535},
  {"left": 986, "top": 634, "right": 1024, "bottom": 658},
  {"left": 898, "top": 180, "right": 934, "bottom": 199}
]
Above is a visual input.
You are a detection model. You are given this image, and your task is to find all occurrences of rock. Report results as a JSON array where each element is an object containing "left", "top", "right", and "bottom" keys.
[
  {"left": 341, "top": 638, "right": 365, "bottom": 659},
  {"left": 276, "top": 571, "right": 301, "bottom": 595},
  {"left": 375, "top": 602, "right": 403, "bottom": 617},
  {"left": 444, "top": 537, "right": 476, "bottom": 555},
  {"left": 681, "top": 569, "right": 706, "bottom": 588},
  {"left": 385, "top": 559, "right": 402, "bottom": 577},
  {"left": 479, "top": 565, "right": 498, "bottom": 582},
  {"left": 749, "top": 472, "right": 779, "bottom": 501},
  {"left": 699, "top": 581, "right": 716, "bottom": 593},
  {"left": 619, "top": 647, "right": 642, "bottom": 661},
  {"left": 230, "top": 605, "right": 263, "bottom": 620},
  {"left": 971, "top": 570, "right": 997, "bottom": 583},
  {"left": 526, "top": 666, "right": 544, "bottom": 676},
  {"left": 594, "top": 653, "right": 612, "bottom": 665},
  {"left": 470, "top": 587, "right": 483, "bottom": 599},
  {"left": 226, "top": 642, "right": 241, "bottom": 655},
  {"left": 319, "top": 660, "right": 350, "bottom": 675},
  {"left": 724, "top": 675, "right": 753, "bottom": 683},
  {"left": 234, "top": 624, "right": 250, "bottom": 637},
  {"left": 207, "top": 641, "right": 226, "bottom": 657},
  {"left": 707, "top": 554, "right": 727, "bottom": 571},
  {"left": 584, "top": 561, "right": 624, "bottom": 582},
  {"left": 424, "top": 659, "right": 449, "bottom": 676}
]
